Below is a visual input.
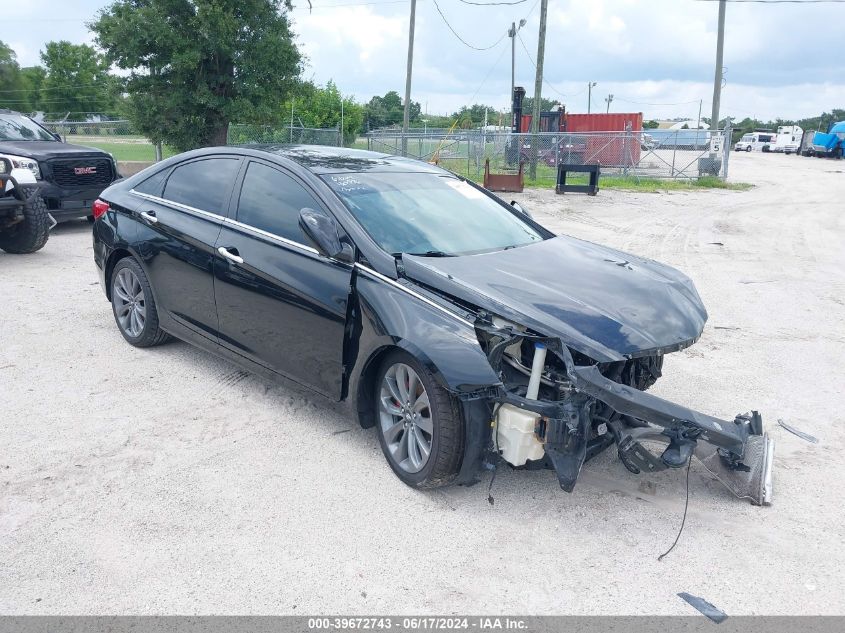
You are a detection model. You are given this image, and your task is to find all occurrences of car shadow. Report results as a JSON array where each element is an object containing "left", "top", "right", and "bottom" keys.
[
  {"left": 51, "top": 219, "right": 93, "bottom": 235},
  {"left": 132, "top": 333, "right": 750, "bottom": 518}
]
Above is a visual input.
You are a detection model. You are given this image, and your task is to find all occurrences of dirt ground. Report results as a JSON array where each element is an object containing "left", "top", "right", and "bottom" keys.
[{"left": 1, "top": 152, "right": 844, "bottom": 615}]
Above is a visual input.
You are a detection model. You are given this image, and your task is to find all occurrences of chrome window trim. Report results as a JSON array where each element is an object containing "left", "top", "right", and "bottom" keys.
[
  {"left": 222, "top": 217, "right": 319, "bottom": 256},
  {"left": 130, "top": 189, "right": 321, "bottom": 257},
  {"left": 130, "top": 189, "right": 225, "bottom": 222},
  {"left": 354, "top": 263, "right": 475, "bottom": 329}
]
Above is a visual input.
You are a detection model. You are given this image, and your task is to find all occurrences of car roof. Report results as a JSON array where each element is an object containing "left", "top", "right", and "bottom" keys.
[{"left": 240, "top": 144, "right": 449, "bottom": 175}]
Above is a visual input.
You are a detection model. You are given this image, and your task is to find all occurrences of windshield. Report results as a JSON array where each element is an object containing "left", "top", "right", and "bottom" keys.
[
  {"left": 741, "top": 135, "right": 753, "bottom": 142},
  {"left": 0, "top": 114, "right": 56, "bottom": 142},
  {"left": 323, "top": 172, "right": 544, "bottom": 256}
]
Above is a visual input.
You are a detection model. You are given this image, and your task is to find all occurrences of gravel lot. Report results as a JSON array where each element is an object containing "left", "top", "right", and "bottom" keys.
[{"left": 1, "top": 152, "right": 844, "bottom": 615}]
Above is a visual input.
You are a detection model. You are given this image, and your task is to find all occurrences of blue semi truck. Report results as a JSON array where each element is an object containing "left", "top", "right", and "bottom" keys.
[{"left": 805, "top": 121, "right": 845, "bottom": 158}]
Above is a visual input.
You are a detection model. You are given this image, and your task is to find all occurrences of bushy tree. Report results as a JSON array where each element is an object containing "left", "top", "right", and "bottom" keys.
[
  {"left": 364, "top": 90, "right": 420, "bottom": 130},
  {"left": 521, "top": 96, "right": 559, "bottom": 114},
  {"left": 19, "top": 67, "right": 47, "bottom": 112},
  {"left": 281, "top": 80, "right": 362, "bottom": 146},
  {"left": 40, "top": 41, "right": 117, "bottom": 117},
  {"left": 0, "top": 41, "right": 26, "bottom": 111},
  {"left": 91, "top": 0, "right": 302, "bottom": 151}
]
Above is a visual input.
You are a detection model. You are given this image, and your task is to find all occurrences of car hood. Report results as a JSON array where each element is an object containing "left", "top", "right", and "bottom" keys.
[
  {"left": 0, "top": 140, "right": 112, "bottom": 160},
  {"left": 401, "top": 236, "right": 708, "bottom": 362}
]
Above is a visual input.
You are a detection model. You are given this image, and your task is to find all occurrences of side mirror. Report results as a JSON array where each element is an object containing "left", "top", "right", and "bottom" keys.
[
  {"left": 298, "top": 208, "right": 354, "bottom": 263},
  {"left": 510, "top": 201, "right": 532, "bottom": 218}
]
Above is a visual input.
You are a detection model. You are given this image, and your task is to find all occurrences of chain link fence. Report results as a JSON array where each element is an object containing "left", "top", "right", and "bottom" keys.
[
  {"left": 367, "top": 128, "right": 731, "bottom": 184},
  {"left": 40, "top": 119, "right": 166, "bottom": 162},
  {"left": 228, "top": 124, "right": 342, "bottom": 147}
]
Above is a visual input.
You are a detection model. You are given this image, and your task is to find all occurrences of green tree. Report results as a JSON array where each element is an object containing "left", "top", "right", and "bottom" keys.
[
  {"left": 91, "top": 0, "right": 302, "bottom": 151},
  {"left": 521, "top": 96, "right": 559, "bottom": 114},
  {"left": 0, "top": 41, "right": 26, "bottom": 111},
  {"left": 19, "top": 67, "right": 47, "bottom": 112},
  {"left": 282, "top": 80, "right": 363, "bottom": 146},
  {"left": 452, "top": 104, "right": 503, "bottom": 126},
  {"left": 364, "top": 90, "right": 420, "bottom": 130},
  {"left": 40, "top": 41, "right": 116, "bottom": 116}
]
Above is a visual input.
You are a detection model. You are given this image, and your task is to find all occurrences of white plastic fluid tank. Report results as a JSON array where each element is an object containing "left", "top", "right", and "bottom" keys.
[{"left": 496, "top": 404, "right": 545, "bottom": 466}]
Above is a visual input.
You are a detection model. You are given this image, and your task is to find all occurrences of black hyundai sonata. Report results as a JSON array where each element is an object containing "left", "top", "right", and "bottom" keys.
[{"left": 92, "top": 145, "right": 773, "bottom": 503}]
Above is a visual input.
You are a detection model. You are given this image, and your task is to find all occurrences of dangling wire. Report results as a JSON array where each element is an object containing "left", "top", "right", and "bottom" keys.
[
  {"left": 487, "top": 464, "right": 498, "bottom": 505},
  {"left": 658, "top": 456, "right": 693, "bottom": 561}
]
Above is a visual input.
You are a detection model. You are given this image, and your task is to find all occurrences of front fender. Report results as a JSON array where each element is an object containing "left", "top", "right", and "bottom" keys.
[{"left": 349, "top": 267, "right": 501, "bottom": 395}]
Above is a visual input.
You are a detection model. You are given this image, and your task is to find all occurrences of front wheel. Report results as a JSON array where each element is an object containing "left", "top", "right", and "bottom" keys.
[
  {"left": 0, "top": 194, "right": 50, "bottom": 254},
  {"left": 746, "top": 146, "right": 752, "bottom": 152},
  {"left": 374, "top": 350, "right": 464, "bottom": 489}
]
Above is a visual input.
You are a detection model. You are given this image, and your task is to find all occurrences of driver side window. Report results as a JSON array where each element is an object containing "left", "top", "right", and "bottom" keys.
[{"left": 237, "top": 162, "right": 325, "bottom": 245}]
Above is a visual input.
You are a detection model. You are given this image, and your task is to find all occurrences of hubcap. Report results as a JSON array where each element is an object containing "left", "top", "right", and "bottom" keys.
[
  {"left": 378, "top": 363, "right": 433, "bottom": 474},
  {"left": 113, "top": 268, "right": 146, "bottom": 337}
]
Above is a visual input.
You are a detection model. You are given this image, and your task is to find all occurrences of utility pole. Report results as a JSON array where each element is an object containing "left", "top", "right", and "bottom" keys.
[
  {"left": 529, "top": 0, "right": 549, "bottom": 180},
  {"left": 587, "top": 81, "right": 597, "bottom": 114},
  {"left": 402, "top": 0, "right": 417, "bottom": 156},
  {"left": 710, "top": 0, "right": 726, "bottom": 134},
  {"left": 605, "top": 93, "right": 614, "bottom": 113}
]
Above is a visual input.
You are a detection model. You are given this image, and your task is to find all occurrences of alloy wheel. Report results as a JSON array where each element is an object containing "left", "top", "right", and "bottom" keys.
[
  {"left": 378, "top": 362, "right": 433, "bottom": 474},
  {"left": 113, "top": 267, "right": 146, "bottom": 337}
]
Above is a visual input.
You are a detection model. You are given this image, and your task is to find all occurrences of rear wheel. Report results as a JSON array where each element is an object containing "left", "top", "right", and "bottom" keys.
[
  {"left": 110, "top": 257, "right": 170, "bottom": 347},
  {"left": 374, "top": 350, "right": 464, "bottom": 488},
  {"left": 0, "top": 195, "right": 50, "bottom": 254}
]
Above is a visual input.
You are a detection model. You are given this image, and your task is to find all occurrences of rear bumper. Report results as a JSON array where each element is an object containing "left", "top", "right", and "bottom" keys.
[{"left": 37, "top": 180, "right": 117, "bottom": 221}]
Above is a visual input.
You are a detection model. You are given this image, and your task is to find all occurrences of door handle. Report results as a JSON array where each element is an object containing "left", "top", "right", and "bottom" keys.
[
  {"left": 140, "top": 210, "right": 157, "bottom": 224},
  {"left": 217, "top": 246, "right": 244, "bottom": 265}
]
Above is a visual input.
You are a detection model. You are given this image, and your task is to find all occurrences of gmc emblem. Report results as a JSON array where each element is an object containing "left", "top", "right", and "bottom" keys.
[{"left": 74, "top": 166, "right": 97, "bottom": 175}]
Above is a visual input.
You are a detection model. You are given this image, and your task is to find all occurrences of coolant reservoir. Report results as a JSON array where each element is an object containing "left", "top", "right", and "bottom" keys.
[{"left": 496, "top": 404, "right": 545, "bottom": 466}]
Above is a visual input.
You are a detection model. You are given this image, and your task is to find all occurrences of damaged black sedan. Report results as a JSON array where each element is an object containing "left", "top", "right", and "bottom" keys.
[{"left": 92, "top": 146, "right": 773, "bottom": 504}]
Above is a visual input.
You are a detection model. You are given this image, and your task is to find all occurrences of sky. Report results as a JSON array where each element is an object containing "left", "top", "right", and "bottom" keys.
[{"left": 2, "top": 0, "right": 844, "bottom": 122}]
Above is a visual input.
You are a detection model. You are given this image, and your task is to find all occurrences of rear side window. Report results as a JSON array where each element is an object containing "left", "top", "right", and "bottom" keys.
[
  {"left": 134, "top": 169, "right": 168, "bottom": 196},
  {"left": 236, "top": 162, "right": 325, "bottom": 244},
  {"left": 162, "top": 158, "right": 240, "bottom": 215}
]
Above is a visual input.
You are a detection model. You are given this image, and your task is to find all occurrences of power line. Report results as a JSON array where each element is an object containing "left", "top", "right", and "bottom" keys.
[
  {"left": 431, "top": 0, "right": 508, "bottom": 50},
  {"left": 516, "top": 32, "right": 584, "bottom": 98},
  {"left": 299, "top": 0, "right": 411, "bottom": 8},
  {"left": 615, "top": 97, "right": 703, "bottom": 106},
  {"left": 0, "top": 84, "right": 113, "bottom": 94},
  {"left": 458, "top": 0, "right": 528, "bottom": 5}
]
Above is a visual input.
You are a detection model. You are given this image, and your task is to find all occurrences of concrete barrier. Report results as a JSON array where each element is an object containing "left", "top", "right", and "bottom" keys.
[{"left": 117, "top": 161, "right": 155, "bottom": 178}]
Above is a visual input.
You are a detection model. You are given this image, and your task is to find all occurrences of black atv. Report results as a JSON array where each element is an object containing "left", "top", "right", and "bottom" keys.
[{"left": 0, "top": 159, "right": 52, "bottom": 254}]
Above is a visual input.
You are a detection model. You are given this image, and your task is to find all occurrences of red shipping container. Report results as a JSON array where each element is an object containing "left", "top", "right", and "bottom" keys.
[{"left": 565, "top": 113, "right": 643, "bottom": 167}]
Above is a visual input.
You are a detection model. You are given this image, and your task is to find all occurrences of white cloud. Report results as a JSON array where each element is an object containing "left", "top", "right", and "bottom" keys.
[{"left": 2, "top": 0, "right": 843, "bottom": 121}]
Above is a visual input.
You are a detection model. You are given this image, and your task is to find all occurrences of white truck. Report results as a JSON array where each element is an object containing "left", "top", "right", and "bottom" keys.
[{"left": 771, "top": 126, "right": 804, "bottom": 154}]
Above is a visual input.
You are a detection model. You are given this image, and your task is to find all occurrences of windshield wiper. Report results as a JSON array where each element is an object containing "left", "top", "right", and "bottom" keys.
[{"left": 402, "top": 250, "right": 455, "bottom": 258}]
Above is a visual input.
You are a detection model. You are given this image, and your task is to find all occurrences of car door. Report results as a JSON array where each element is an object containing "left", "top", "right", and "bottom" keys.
[
  {"left": 132, "top": 156, "right": 242, "bottom": 341},
  {"left": 213, "top": 159, "right": 353, "bottom": 399}
]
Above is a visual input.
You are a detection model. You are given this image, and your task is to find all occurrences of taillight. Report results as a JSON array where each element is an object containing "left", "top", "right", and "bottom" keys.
[{"left": 92, "top": 199, "right": 109, "bottom": 220}]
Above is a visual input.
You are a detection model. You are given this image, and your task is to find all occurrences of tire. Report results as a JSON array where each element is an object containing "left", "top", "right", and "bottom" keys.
[
  {"left": 746, "top": 146, "right": 752, "bottom": 152},
  {"left": 110, "top": 257, "right": 171, "bottom": 347},
  {"left": 374, "top": 350, "right": 464, "bottom": 489},
  {"left": 0, "top": 194, "right": 50, "bottom": 254}
]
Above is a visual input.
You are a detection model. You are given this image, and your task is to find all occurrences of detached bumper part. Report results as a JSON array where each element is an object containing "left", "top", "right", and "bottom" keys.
[{"left": 696, "top": 434, "right": 774, "bottom": 505}]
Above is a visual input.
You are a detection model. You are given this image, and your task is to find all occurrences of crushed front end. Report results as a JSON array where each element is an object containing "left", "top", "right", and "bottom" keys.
[{"left": 474, "top": 315, "right": 774, "bottom": 505}]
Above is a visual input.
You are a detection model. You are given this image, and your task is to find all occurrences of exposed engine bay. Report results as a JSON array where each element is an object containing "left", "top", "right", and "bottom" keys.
[{"left": 474, "top": 313, "right": 774, "bottom": 505}]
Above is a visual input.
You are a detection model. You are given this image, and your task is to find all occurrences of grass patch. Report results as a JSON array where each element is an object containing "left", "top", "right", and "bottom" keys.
[{"left": 64, "top": 136, "right": 178, "bottom": 162}]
